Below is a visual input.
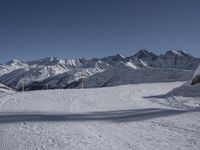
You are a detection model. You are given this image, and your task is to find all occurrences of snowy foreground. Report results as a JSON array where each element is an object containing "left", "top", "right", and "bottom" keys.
[{"left": 0, "top": 82, "right": 200, "bottom": 150}]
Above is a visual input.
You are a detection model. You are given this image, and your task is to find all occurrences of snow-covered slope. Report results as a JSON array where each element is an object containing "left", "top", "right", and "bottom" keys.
[
  {"left": 0, "top": 83, "right": 15, "bottom": 98},
  {"left": 0, "top": 82, "right": 200, "bottom": 150}
]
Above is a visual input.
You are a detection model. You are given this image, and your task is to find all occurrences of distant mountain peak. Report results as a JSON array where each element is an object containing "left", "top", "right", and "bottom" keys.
[
  {"left": 42, "top": 57, "right": 58, "bottom": 62},
  {"left": 6, "top": 59, "right": 20, "bottom": 64},
  {"left": 165, "top": 49, "right": 191, "bottom": 57},
  {"left": 5, "top": 59, "right": 26, "bottom": 66},
  {"left": 115, "top": 54, "right": 125, "bottom": 58},
  {"left": 134, "top": 50, "right": 157, "bottom": 58},
  {"left": 102, "top": 54, "right": 125, "bottom": 62}
]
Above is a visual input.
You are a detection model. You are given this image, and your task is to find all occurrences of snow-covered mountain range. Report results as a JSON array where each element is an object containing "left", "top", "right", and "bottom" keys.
[{"left": 0, "top": 49, "right": 199, "bottom": 91}]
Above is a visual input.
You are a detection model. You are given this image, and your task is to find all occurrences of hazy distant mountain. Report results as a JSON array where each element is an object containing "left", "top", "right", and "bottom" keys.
[{"left": 0, "top": 49, "right": 199, "bottom": 91}]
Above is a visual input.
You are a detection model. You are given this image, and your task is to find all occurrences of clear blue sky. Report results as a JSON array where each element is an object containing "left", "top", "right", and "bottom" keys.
[{"left": 0, "top": 0, "right": 200, "bottom": 63}]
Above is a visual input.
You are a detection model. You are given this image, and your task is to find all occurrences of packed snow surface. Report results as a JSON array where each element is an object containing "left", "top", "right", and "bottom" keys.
[{"left": 0, "top": 82, "right": 200, "bottom": 150}]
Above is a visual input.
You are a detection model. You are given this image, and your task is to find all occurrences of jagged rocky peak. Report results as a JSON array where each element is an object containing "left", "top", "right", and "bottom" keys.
[
  {"left": 111, "top": 54, "right": 125, "bottom": 61},
  {"left": 102, "top": 54, "right": 125, "bottom": 62},
  {"left": 134, "top": 50, "right": 157, "bottom": 59},
  {"left": 107, "top": 54, "right": 124, "bottom": 59},
  {"left": 115, "top": 54, "right": 125, "bottom": 59},
  {"left": 165, "top": 49, "right": 192, "bottom": 57},
  {"left": 130, "top": 50, "right": 158, "bottom": 67}
]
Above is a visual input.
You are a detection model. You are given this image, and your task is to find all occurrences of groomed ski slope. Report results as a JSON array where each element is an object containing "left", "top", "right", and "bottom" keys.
[{"left": 0, "top": 82, "right": 200, "bottom": 150}]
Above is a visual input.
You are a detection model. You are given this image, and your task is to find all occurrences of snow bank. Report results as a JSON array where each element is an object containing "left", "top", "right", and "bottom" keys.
[{"left": 191, "top": 64, "right": 200, "bottom": 85}]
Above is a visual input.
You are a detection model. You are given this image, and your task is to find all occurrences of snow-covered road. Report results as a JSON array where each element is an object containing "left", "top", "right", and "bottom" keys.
[{"left": 0, "top": 82, "right": 200, "bottom": 150}]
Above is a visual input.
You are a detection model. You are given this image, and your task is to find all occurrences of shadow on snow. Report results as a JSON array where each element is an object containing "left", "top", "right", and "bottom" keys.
[{"left": 0, "top": 107, "right": 200, "bottom": 124}]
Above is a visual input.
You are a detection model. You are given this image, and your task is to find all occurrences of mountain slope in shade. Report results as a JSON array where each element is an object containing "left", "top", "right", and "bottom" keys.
[
  {"left": 26, "top": 62, "right": 193, "bottom": 91},
  {"left": 73, "top": 63, "right": 192, "bottom": 89}
]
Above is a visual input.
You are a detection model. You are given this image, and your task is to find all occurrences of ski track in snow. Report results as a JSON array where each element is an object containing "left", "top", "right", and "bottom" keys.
[{"left": 0, "top": 82, "right": 200, "bottom": 150}]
